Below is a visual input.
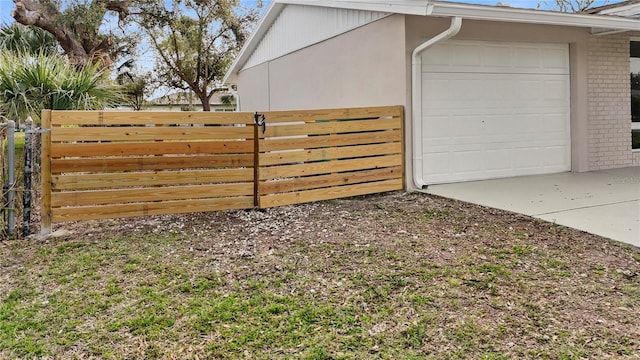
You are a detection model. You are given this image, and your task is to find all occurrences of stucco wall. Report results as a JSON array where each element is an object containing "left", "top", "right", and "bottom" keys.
[
  {"left": 586, "top": 33, "right": 634, "bottom": 170},
  {"left": 236, "top": 63, "right": 270, "bottom": 111},
  {"left": 237, "top": 15, "right": 407, "bottom": 111}
]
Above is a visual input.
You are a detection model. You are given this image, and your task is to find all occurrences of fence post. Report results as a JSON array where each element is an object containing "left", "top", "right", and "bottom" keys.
[
  {"left": 253, "top": 121, "right": 260, "bottom": 207},
  {"left": 22, "top": 118, "right": 34, "bottom": 235},
  {"left": 253, "top": 112, "right": 265, "bottom": 208},
  {"left": 40, "top": 111, "right": 52, "bottom": 235}
]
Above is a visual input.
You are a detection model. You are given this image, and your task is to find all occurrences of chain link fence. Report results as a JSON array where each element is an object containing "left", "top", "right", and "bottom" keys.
[{"left": 1, "top": 120, "right": 41, "bottom": 239}]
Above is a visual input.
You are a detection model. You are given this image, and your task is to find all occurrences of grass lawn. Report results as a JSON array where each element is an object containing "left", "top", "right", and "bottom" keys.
[{"left": 1, "top": 192, "right": 639, "bottom": 359}]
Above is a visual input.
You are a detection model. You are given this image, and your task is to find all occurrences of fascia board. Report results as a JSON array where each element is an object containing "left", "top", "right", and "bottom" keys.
[
  {"left": 431, "top": 2, "right": 640, "bottom": 31},
  {"left": 280, "top": 0, "right": 430, "bottom": 15}
]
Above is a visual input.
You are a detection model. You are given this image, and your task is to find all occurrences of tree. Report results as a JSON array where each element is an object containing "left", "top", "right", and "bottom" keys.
[
  {"left": 9, "top": 0, "right": 261, "bottom": 110},
  {"left": 0, "top": 23, "right": 58, "bottom": 55},
  {"left": 138, "top": 0, "right": 260, "bottom": 111},
  {"left": 542, "top": 0, "right": 608, "bottom": 12},
  {"left": 116, "top": 73, "right": 148, "bottom": 110},
  {"left": 116, "top": 60, "right": 151, "bottom": 110},
  {"left": 0, "top": 51, "right": 121, "bottom": 122},
  {"left": 220, "top": 94, "right": 235, "bottom": 106},
  {"left": 10, "top": 0, "right": 136, "bottom": 67}
]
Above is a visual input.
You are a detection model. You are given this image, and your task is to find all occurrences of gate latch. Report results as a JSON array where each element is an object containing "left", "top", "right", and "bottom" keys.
[{"left": 254, "top": 112, "right": 266, "bottom": 134}]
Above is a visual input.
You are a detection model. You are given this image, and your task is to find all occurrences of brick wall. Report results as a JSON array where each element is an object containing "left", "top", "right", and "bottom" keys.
[{"left": 587, "top": 33, "right": 633, "bottom": 170}]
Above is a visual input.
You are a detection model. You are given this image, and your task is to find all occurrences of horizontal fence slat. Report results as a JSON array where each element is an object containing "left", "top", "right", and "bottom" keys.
[
  {"left": 260, "top": 155, "right": 402, "bottom": 180},
  {"left": 260, "top": 143, "right": 402, "bottom": 166},
  {"left": 260, "top": 179, "right": 403, "bottom": 208},
  {"left": 259, "top": 130, "right": 401, "bottom": 152},
  {"left": 260, "top": 166, "right": 403, "bottom": 194},
  {"left": 51, "top": 111, "right": 255, "bottom": 125},
  {"left": 52, "top": 126, "right": 253, "bottom": 142},
  {"left": 52, "top": 183, "right": 253, "bottom": 207},
  {"left": 52, "top": 196, "right": 255, "bottom": 222},
  {"left": 53, "top": 168, "right": 254, "bottom": 190},
  {"left": 52, "top": 154, "right": 254, "bottom": 173},
  {"left": 263, "top": 118, "right": 401, "bottom": 137},
  {"left": 51, "top": 140, "right": 253, "bottom": 158},
  {"left": 262, "top": 106, "right": 403, "bottom": 123}
]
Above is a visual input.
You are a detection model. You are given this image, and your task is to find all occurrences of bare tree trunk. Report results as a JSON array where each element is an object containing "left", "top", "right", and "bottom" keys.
[{"left": 199, "top": 93, "right": 212, "bottom": 112}]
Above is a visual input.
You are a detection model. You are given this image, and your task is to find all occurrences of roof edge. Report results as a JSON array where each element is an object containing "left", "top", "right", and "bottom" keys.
[
  {"left": 224, "top": 0, "right": 640, "bottom": 84},
  {"left": 280, "top": 0, "right": 430, "bottom": 15},
  {"left": 223, "top": 1, "right": 286, "bottom": 84},
  {"left": 432, "top": 2, "right": 640, "bottom": 29}
]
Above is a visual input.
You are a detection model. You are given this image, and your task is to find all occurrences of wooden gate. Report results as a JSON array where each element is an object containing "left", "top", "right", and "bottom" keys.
[
  {"left": 257, "top": 106, "right": 404, "bottom": 208},
  {"left": 41, "top": 106, "right": 404, "bottom": 233}
]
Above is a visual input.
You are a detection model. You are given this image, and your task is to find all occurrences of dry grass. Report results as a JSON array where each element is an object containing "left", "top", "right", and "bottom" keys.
[{"left": 1, "top": 192, "right": 639, "bottom": 359}]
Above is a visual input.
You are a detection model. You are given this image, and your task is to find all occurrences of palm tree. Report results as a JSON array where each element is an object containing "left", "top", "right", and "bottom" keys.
[
  {"left": 0, "top": 51, "right": 121, "bottom": 123},
  {"left": 0, "top": 23, "right": 58, "bottom": 56}
]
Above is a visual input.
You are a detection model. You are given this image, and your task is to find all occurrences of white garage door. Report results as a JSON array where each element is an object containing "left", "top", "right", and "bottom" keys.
[{"left": 421, "top": 40, "right": 571, "bottom": 184}]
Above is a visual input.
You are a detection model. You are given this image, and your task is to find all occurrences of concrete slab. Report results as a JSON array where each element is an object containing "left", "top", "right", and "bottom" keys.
[{"left": 424, "top": 167, "right": 640, "bottom": 247}]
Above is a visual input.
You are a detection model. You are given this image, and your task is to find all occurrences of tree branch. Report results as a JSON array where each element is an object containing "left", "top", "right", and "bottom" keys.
[{"left": 12, "top": 0, "right": 89, "bottom": 65}]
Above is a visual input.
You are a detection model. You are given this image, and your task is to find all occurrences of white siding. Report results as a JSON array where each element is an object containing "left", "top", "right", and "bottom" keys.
[{"left": 241, "top": 4, "right": 389, "bottom": 70}]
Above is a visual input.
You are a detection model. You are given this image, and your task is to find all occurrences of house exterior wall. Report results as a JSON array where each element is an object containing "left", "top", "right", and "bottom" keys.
[
  {"left": 236, "top": 12, "right": 638, "bottom": 191},
  {"left": 236, "top": 14, "right": 407, "bottom": 111},
  {"left": 586, "top": 33, "right": 634, "bottom": 169},
  {"left": 236, "top": 62, "right": 270, "bottom": 111}
]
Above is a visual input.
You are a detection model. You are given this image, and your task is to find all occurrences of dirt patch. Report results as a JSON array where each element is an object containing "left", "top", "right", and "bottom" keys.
[{"left": 1, "top": 191, "right": 639, "bottom": 359}]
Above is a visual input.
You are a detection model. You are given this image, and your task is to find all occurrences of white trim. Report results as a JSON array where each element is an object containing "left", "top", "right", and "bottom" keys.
[
  {"left": 591, "top": 28, "right": 630, "bottom": 35},
  {"left": 281, "top": 0, "right": 431, "bottom": 15},
  {"left": 224, "top": 0, "right": 640, "bottom": 84},
  {"left": 430, "top": 2, "right": 640, "bottom": 29}
]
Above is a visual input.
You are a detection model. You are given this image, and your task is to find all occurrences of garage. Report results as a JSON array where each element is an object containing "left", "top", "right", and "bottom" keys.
[{"left": 420, "top": 40, "right": 571, "bottom": 184}]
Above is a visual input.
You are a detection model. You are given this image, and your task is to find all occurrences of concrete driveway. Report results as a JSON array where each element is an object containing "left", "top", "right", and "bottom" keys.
[{"left": 424, "top": 167, "right": 640, "bottom": 248}]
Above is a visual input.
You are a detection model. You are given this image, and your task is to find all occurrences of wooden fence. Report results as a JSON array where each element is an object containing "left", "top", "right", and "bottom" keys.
[
  {"left": 257, "top": 106, "right": 404, "bottom": 207},
  {"left": 41, "top": 106, "right": 404, "bottom": 233}
]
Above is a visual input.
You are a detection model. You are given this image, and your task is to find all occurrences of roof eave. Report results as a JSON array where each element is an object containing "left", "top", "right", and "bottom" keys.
[
  {"left": 279, "top": 0, "right": 431, "bottom": 15},
  {"left": 431, "top": 2, "right": 640, "bottom": 30},
  {"left": 223, "top": 0, "right": 640, "bottom": 84},
  {"left": 223, "top": 1, "right": 286, "bottom": 84}
]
